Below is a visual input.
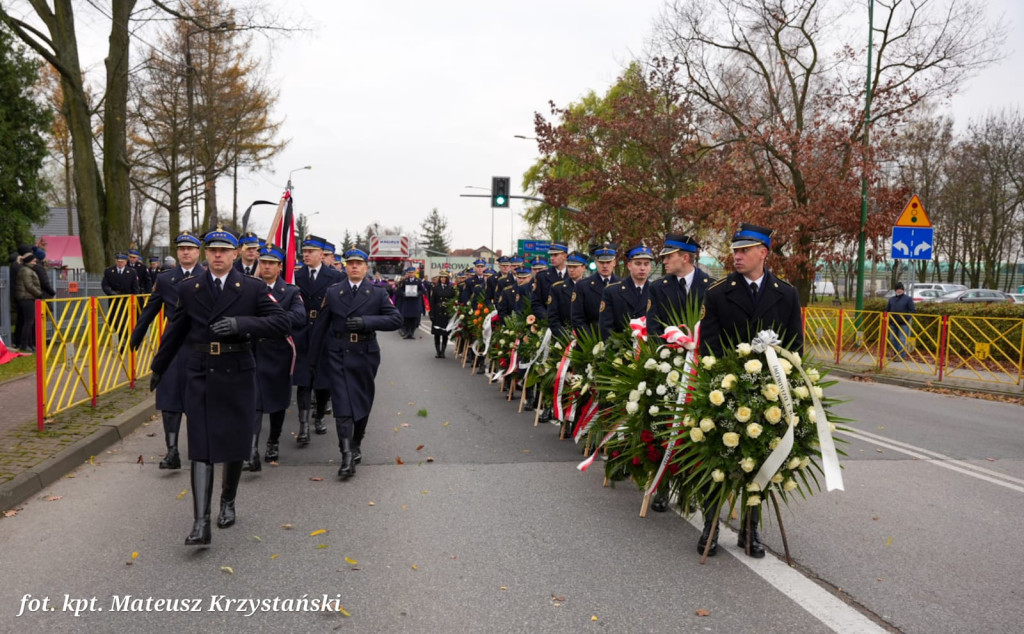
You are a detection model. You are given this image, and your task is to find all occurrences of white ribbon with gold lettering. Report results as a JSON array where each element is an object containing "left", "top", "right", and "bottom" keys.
[
  {"left": 471, "top": 313, "right": 498, "bottom": 357},
  {"left": 750, "top": 330, "right": 844, "bottom": 492}
]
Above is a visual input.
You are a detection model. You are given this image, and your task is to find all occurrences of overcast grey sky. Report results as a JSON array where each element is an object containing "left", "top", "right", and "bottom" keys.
[{"left": 71, "top": 0, "right": 1024, "bottom": 252}]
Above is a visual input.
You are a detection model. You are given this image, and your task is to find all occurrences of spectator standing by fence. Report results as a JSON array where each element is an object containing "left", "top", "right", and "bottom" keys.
[
  {"left": 14, "top": 252, "right": 42, "bottom": 352},
  {"left": 886, "top": 282, "right": 915, "bottom": 361}
]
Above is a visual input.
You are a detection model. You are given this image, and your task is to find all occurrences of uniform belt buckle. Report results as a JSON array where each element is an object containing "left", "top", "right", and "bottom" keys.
[
  {"left": 309, "top": 309, "right": 318, "bottom": 319},
  {"left": 210, "top": 342, "right": 221, "bottom": 356},
  {"left": 349, "top": 333, "right": 359, "bottom": 343}
]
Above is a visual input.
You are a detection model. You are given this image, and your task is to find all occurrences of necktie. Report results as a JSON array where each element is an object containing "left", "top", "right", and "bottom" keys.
[
  {"left": 679, "top": 277, "right": 687, "bottom": 293},
  {"left": 749, "top": 282, "right": 759, "bottom": 302},
  {"left": 214, "top": 277, "right": 222, "bottom": 297},
  {"left": 245, "top": 266, "right": 251, "bottom": 276},
  {"left": 310, "top": 269, "right": 317, "bottom": 283},
  {"left": 183, "top": 270, "right": 191, "bottom": 280}
]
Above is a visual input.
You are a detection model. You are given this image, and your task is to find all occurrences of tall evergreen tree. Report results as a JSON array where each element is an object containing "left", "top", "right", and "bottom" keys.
[
  {"left": 419, "top": 207, "right": 451, "bottom": 255},
  {"left": 0, "top": 25, "right": 52, "bottom": 258}
]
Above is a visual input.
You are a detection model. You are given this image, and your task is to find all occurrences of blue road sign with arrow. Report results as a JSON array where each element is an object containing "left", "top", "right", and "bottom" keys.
[{"left": 891, "top": 227, "right": 933, "bottom": 260}]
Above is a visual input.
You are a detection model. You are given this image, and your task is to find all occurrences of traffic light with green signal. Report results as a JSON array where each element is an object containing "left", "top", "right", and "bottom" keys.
[{"left": 491, "top": 176, "right": 510, "bottom": 208}]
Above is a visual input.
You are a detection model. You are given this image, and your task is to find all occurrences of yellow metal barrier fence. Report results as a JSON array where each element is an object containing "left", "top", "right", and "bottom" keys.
[
  {"left": 35, "top": 295, "right": 164, "bottom": 428},
  {"left": 801, "top": 307, "right": 1023, "bottom": 389}
]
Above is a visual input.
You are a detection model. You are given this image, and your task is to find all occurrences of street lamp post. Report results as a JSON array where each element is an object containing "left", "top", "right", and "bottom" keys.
[
  {"left": 185, "top": 21, "right": 231, "bottom": 231},
  {"left": 287, "top": 165, "right": 312, "bottom": 193}
]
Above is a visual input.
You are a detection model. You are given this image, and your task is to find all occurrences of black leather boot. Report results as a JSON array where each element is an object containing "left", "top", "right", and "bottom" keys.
[
  {"left": 243, "top": 432, "right": 261, "bottom": 472},
  {"left": 338, "top": 438, "right": 355, "bottom": 479},
  {"left": 159, "top": 434, "right": 181, "bottom": 470},
  {"left": 216, "top": 461, "right": 243, "bottom": 529},
  {"left": 352, "top": 444, "right": 362, "bottom": 464},
  {"left": 651, "top": 491, "right": 669, "bottom": 513},
  {"left": 314, "top": 416, "right": 327, "bottom": 435},
  {"left": 523, "top": 387, "right": 536, "bottom": 411},
  {"left": 185, "top": 461, "right": 214, "bottom": 545},
  {"left": 538, "top": 407, "right": 552, "bottom": 423},
  {"left": 264, "top": 440, "right": 279, "bottom": 463},
  {"left": 159, "top": 412, "right": 182, "bottom": 469},
  {"left": 297, "top": 409, "right": 311, "bottom": 445},
  {"left": 737, "top": 512, "right": 766, "bottom": 558},
  {"left": 697, "top": 517, "right": 719, "bottom": 556}
]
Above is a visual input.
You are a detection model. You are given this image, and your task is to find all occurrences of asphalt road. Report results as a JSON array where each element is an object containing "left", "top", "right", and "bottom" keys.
[{"left": 1, "top": 329, "right": 1021, "bottom": 633}]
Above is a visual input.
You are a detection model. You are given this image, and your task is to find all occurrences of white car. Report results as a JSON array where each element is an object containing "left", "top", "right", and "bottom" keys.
[{"left": 1009, "top": 293, "right": 1024, "bottom": 305}]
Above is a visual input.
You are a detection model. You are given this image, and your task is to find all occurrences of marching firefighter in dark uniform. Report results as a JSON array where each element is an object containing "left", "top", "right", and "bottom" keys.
[
  {"left": 128, "top": 245, "right": 151, "bottom": 294},
  {"left": 460, "top": 259, "right": 487, "bottom": 304},
  {"left": 648, "top": 233, "right": 714, "bottom": 338},
  {"left": 130, "top": 230, "right": 205, "bottom": 470},
  {"left": 697, "top": 222, "right": 802, "bottom": 559},
  {"left": 496, "top": 266, "right": 532, "bottom": 323},
  {"left": 234, "top": 231, "right": 261, "bottom": 276},
  {"left": 246, "top": 243, "right": 305, "bottom": 470},
  {"left": 532, "top": 242, "right": 568, "bottom": 320},
  {"left": 486, "top": 256, "right": 508, "bottom": 302},
  {"left": 102, "top": 252, "right": 141, "bottom": 295},
  {"left": 572, "top": 244, "right": 618, "bottom": 339},
  {"left": 547, "top": 250, "right": 587, "bottom": 340},
  {"left": 395, "top": 266, "right": 426, "bottom": 339},
  {"left": 308, "top": 248, "right": 402, "bottom": 479},
  {"left": 150, "top": 226, "right": 289, "bottom": 546},
  {"left": 429, "top": 270, "right": 456, "bottom": 358},
  {"left": 293, "top": 234, "right": 345, "bottom": 444},
  {"left": 599, "top": 243, "right": 654, "bottom": 340}
]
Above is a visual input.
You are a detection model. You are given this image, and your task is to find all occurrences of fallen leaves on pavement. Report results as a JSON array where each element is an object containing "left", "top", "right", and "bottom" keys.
[
  {"left": 696, "top": 609, "right": 710, "bottom": 617},
  {"left": 44, "top": 495, "right": 63, "bottom": 502},
  {"left": 220, "top": 566, "right": 234, "bottom": 574},
  {"left": 395, "top": 456, "right": 405, "bottom": 465}
]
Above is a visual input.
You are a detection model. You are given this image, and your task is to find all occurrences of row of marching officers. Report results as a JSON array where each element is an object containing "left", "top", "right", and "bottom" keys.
[{"left": 139, "top": 229, "right": 400, "bottom": 546}]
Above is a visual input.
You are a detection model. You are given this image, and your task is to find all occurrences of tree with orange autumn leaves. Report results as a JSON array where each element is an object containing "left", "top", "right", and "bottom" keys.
[{"left": 526, "top": 0, "right": 1004, "bottom": 302}]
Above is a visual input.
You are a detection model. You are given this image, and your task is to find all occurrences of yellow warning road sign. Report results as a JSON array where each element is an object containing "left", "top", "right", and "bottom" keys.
[{"left": 895, "top": 195, "right": 931, "bottom": 227}]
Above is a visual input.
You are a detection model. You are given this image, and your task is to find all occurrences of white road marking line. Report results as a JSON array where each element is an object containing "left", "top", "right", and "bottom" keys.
[
  {"left": 845, "top": 427, "right": 1024, "bottom": 486},
  {"left": 838, "top": 430, "right": 1024, "bottom": 494},
  {"left": 684, "top": 514, "right": 886, "bottom": 634}
]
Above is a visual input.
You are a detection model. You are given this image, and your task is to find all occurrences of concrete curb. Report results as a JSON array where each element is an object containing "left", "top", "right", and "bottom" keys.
[
  {"left": 823, "top": 365, "right": 1023, "bottom": 398},
  {"left": 0, "top": 396, "right": 156, "bottom": 512}
]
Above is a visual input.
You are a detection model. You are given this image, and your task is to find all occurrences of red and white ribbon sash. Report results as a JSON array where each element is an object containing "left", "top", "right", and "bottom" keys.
[{"left": 552, "top": 340, "right": 576, "bottom": 420}]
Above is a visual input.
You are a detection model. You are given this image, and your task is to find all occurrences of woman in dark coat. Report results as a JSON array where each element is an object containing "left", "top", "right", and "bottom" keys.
[
  {"left": 395, "top": 268, "right": 426, "bottom": 339},
  {"left": 428, "top": 272, "right": 456, "bottom": 358}
]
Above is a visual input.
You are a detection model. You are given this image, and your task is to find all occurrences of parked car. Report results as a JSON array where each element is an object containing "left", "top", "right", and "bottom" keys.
[
  {"left": 933, "top": 289, "right": 1014, "bottom": 304},
  {"left": 1008, "top": 293, "right": 1024, "bottom": 305},
  {"left": 911, "top": 289, "right": 945, "bottom": 302},
  {"left": 911, "top": 283, "right": 967, "bottom": 294}
]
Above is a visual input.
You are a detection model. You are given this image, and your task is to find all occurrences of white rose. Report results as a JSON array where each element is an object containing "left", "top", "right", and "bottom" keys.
[
  {"left": 743, "top": 359, "right": 763, "bottom": 374},
  {"left": 659, "top": 362, "right": 672, "bottom": 373},
  {"left": 701, "top": 356, "right": 717, "bottom": 370},
  {"left": 813, "top": 386, "right": 824, "bottom": 399},
  {"left": 625, "top": 401, "right": 639, "bottom": 415},
  {"left": 735, "top": 407, "right": 752, "bottom": 423},
  {"left": 790, "top": 353, "right": 802, "bottom": 367},
  {"left": 613, "top": 358, "right": 623, "bottom": 366},
  {"left": 682, "top": 415, "right": 695, "bottom": 427},
  {"left": 637, "top": 381, "right": 647, "bottom": 393},
  {"left": 764, "top": 406, "right": 783, "bottom": 424},
  {"left": 660, "top": 348, "right": 671, "bottom": 359},
  {"left": 739, "top": 457, "right": 757, "bottom": 472},
  {"left": 746, "top": 422, "right": 763, "bottom": 438},
  {"left": 709, "top": 390, "right": 725, "bottom": 406},
  {"left": 793, "top": 386, "right": 809, "bottom": 400},
  {"left": 799, "top": 456, "right": 811, "bottom": 469},
  {"left": 790, "top": 415, "right": 800, "bottom": 426},
  {"left": 769, "top": 437, "right": 781, "bottom": 450},
  {"left": 783, "top": 478, "right": 798, "bottom": 491},
  {"left": 746, "top": 494, "right": 762, "bottom": 506},
  {"left": 666, "top": 370, "right": 681, "bottom": 386},
  {"left": 807, "top": 407, "right": 817, "bottom": 423},
  {"left": 746, "top": 481, "right": 761, "bottom": 492},
  {"left": 787, "top": 457, "right": 802, "bottom": 470},
  {"left": 779, "top": 358, "right": 793, "bottom": 375},
  {"left": 761, "top": 383, "right": 780, "bottom": 402},
  {"left": 699, "top": 418, "right": 715, "bottom": 432},
  {"left": 711, "top": 469, "right": 725, "bottom": 482},
  {"left": 655, "top": 384, "right": 667, "bottom": 396},
  {"left": 806, "top": 368, "right": 820, "bottom": 383},
  {"left": 721, "top": 374, "right": 737, "bottom": 390},
  {"left": 644, "top": 358, "right": 657, "bottom": 370},
  {"left": 736, "top": 343, "right": 752, "bottom": 356},
  {"left": 722, "top": 432, "right": 740, "bottom": 448},
  {"left": 770, "top": 473, "right": 784, "bottom": 484},
  {"left": 648, "top": 405, "right": 660, "bottom": 416},
  {"left": 628, "top": 390, "right": 641, "bottom": 402},
  {"left": 646, "top": 389, "right": 652, "bottom": 396},
  {"left": 592, "top": 342, "right": 604, "bottom": 356},
  {"left": 689, "top": 427, "right": 704, "bottom": 442},
  {"left": 673, "top": 355, "right": 684, "bottom": 367},
  {"left": 606, "top": 393, "right": 615, "bottom": 400}
]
